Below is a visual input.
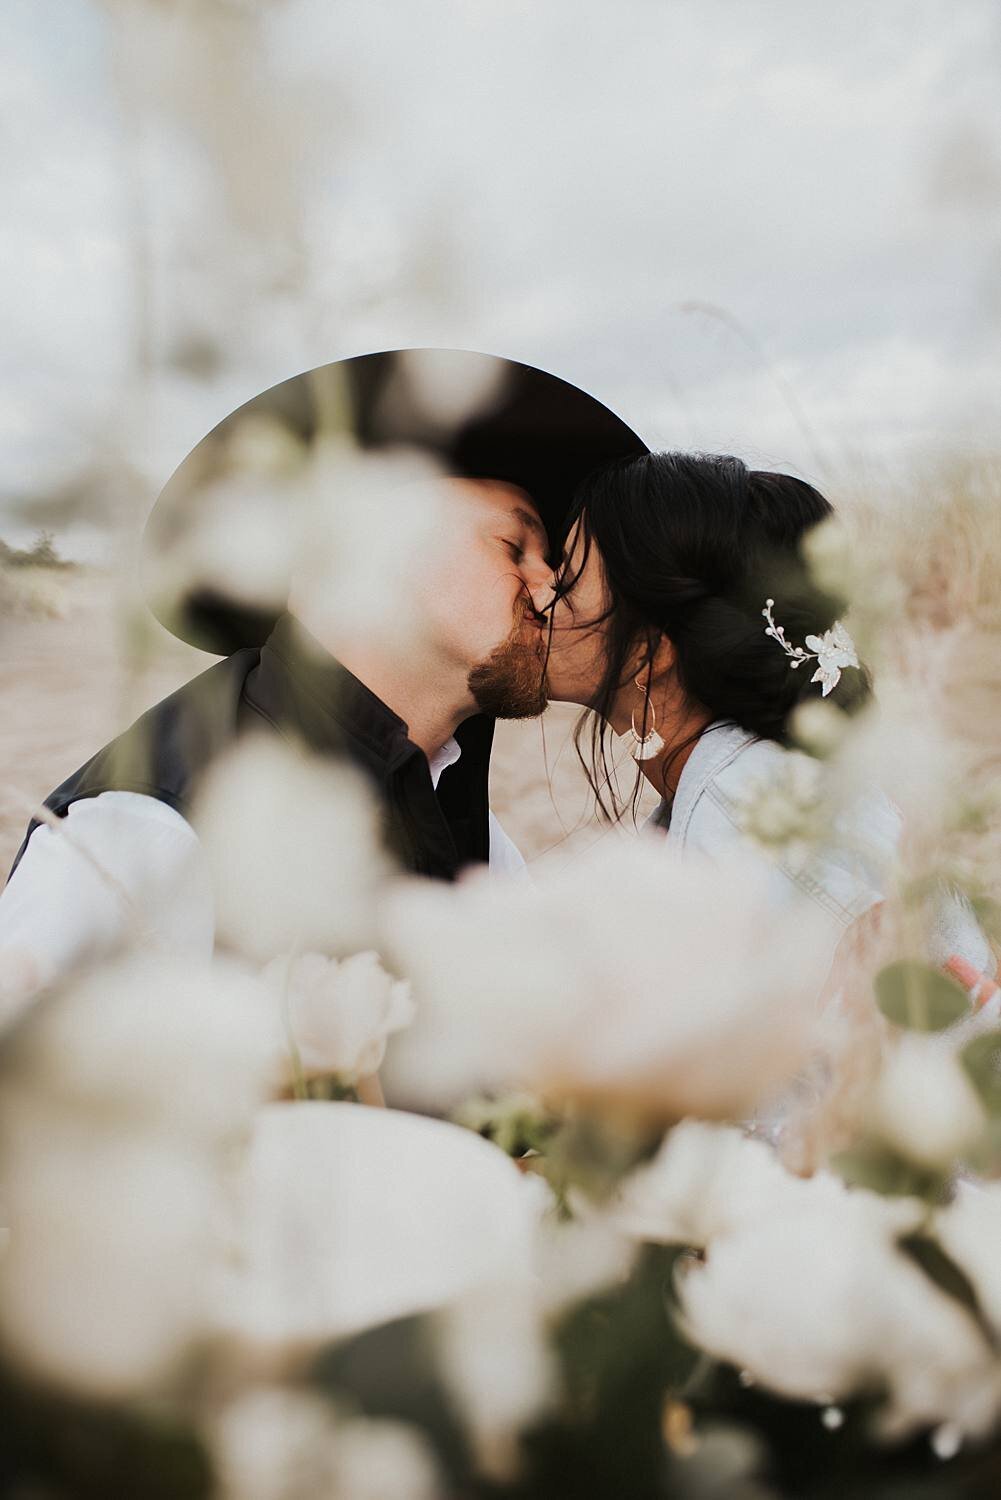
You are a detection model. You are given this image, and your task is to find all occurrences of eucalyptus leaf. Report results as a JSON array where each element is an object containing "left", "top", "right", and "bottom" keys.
[
  {"left": 831, "top": 1141, "right": 947, "bottom": 1202},
  {"left": 875, "top": 961, "right": 968, "bottom": 1032}
]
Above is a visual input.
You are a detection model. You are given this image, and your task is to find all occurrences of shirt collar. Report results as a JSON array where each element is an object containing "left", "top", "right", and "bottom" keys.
[
  {"left": 651, "top": 719, "right": 760, "bottom": 838},
  {"left": 428, "top": 736, "right": 462, "bottom": 789},
  {"left": 251, "top": 612, "right": 419, "bottom": 772}
]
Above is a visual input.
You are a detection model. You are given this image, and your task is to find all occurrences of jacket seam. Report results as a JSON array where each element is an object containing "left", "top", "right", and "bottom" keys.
[{"left": 698, "top": 782, "right": 856, "bottom": 926}]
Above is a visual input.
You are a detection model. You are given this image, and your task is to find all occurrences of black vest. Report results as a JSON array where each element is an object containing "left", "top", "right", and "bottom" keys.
[{"left": 8, "top": 613, "right": 494, "bottom": 884}]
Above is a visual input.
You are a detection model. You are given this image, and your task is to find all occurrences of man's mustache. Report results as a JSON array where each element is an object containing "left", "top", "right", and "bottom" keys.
[{"left": 515, "top": 594, "right": 549, "bottom": 630}]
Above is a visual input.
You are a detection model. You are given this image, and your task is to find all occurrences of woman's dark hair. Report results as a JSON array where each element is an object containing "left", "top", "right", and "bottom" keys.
[{"left": 550, "top": 450, "right": 872, "bottom": 820}]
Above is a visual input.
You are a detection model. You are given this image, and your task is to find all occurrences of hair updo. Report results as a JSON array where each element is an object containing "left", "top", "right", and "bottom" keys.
[{"left": 552, "top": 450, "right": 871, "bottom": 818}]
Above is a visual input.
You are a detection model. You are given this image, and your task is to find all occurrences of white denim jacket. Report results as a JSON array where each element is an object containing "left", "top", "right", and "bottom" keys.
[{"left": 646, "top": 720, "right": 996, "bottom": 982}]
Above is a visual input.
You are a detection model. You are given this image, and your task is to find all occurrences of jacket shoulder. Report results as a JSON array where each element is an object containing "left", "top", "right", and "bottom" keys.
[
  {"left": 7, "top": 650, "right": 260, "bottom": 883},
  {"left": 681, "top": 734, "right": 898, "bottom": 926}
]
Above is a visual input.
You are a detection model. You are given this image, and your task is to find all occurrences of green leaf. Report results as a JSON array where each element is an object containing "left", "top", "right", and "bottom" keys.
[
  {"left": 831, "top": 1141, "right": 948, "bottom": 1201},
  {"left": 961, "top": 1030, "right": 1001, "bottom": 1115},
  {"left": 875, "top": 960, "right": 968, "bottom": 1032},
  {"left": 897, "top": 1231, "right": 999, "bottom": 1352}
]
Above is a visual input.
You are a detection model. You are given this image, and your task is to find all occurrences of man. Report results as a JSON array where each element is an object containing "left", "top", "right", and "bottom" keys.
[{"left": 0, "top": 349, "right": 647, "bottom": 1002}]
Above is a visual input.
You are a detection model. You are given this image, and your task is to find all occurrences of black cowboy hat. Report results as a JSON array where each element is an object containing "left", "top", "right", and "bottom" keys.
[{"left": 142, "top": 347, "right": 648, "bottom": 655}]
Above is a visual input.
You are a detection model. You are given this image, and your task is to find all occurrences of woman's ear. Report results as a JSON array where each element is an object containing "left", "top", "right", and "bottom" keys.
[
  {"left": 649, "top": 632, "right": 677, "bottom": 682},
  {"left": 625, "top": 631, "right": 676, "bottom": 686}
]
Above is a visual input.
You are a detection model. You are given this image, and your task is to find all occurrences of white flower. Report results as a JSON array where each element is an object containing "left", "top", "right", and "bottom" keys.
[
  {"left": 733, "top": 750, "right": 827, "bottom": 868},
  {"left": 210, "top": 1386, "right": 441, "bottom": 1500},
  {"left": 0, "top": 953, "right": 277, "bottom": 1396},
  {"left": 676, "top": 1191, "right": 1001, "bottom": 1439},
  {"left": 325, "top": 1414, "right": 443, "bottom": 1500},
  {"left": 144, "top": 415, "right": 310, "bottom": 620},
  {"left": 801, "top": 516, "right": 854, "bottom": 600},
  {"left": 211, "top": 1386, "right": 343, "bottom": 1500},
  {"left": 214, "top": 1101, "right": 537, "bottom": 1352},
  {"left": 0, "top": 953, "right": 278, "bottom": 1143},
  {"left": 790, "top": 697, "right": 851, "bottom": 758},
  {"left": 192, "top": 736, "right": 390, "bottom": 964},
  {"left": 0, "top": 1117, "right": 220, "bottom": 1397},
  {"left": 867, "top": 1034, "right": 986, "bottom": 1170},
  {"left": 432, "top": 1187, "right": 634, "bottom": 1481},
  {"left": 433, "top": 1274, "right": 558, "bottom": 1482},
  {"left": 261, "top": 950, "right": 414, "bottom": 1083},
  {"left": 398, "top": 346, "right": 508, "bottom": 430},
  {"left": 935, "top": 1180, "right": 1001, "bottom": 1335},
  {"left": 829, "top": 687, "right": 964, "bottom": 836},
  {"left": 289, "top": 439, "right": 451, "bottom": 651},
  {"left": 532, "top": 1205, "right": 639, "bottom": 1317},
  {"left": 613, "top": 1120, "right": 848, "bottom": 1249},
  {"left": 383, "top": 840, "right": 833, "bottom": 1121}
]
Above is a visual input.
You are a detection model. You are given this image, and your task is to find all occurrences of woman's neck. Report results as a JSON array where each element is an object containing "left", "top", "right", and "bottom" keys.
[
  {"left": 637, "top": 724, "right": 710, "bottom": 798},
  {"left": 606, "top": 689, "right": 713, "bottom": 799}
]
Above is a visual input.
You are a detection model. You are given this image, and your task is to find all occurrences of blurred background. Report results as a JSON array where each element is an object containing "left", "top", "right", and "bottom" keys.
[{"left": 1, "top": 0, "right": 999, "bottom": 869}]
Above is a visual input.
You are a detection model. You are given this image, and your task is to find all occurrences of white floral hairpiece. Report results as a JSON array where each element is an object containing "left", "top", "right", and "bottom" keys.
[{"left": 762, "top": 598, "right": 860, "bottom": 697}]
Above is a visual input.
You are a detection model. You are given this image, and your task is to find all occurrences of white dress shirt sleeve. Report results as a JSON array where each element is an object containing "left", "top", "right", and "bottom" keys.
[
  {"left": 0, "top": 753, "right": 529, "bottom": 1026},
  {"left": 0, "top": 791, "right": 215, "bottom": 1021}
]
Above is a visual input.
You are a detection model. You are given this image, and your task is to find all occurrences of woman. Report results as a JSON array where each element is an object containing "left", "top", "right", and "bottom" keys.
[{"left": 543, "top": 450, "right": 996, "bottom": 1003}]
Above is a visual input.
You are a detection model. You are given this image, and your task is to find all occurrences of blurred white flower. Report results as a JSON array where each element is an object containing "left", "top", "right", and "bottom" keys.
[
  {"left": 324, "top": 1413, "right": 442, "bottom": 1500},
  {"left": 0, "top": 953, "right": 277, "bottom": 1397},
  {"left": 211, "top": 1386, "right": 343, "bottom": 1500},
  {"left": 383, "top": 840, "right": 832, "bottom": 1121},
  {"left": 801, "top": 516, "right": 854, "bottom": 601},
  {"left": 214, "top": 1101, "right": 537, "bottom": 1353},
  {"left": 532, "top": 1205, "right": 639, "bottom": 1318},
  {"left": 0, "top": 1122, "right": 218, "bottom": 1398},
  {"left": 433, "top": 1184, "right": 635, "bottom": 1481},
  {"left": 935, "top": 1180, "right": 1001, "bottom": 1335},
  {"left": 612, "top": 1120, "right": 847, "bottom": 1249},
  {"left": 261, "top": 949, "right": 414, "bottom": 1082},
  {"left": 434, "top": 1273, "right": 557, "bottom": 1482},
  {"left": 790, "top": 697, "right": 851, "bottom": 758},
  {"left": 0, "top": 953, "right": 278, "bottom": 1142},
  {"left": 867, "top": 1033, "right": 986, "bottom": 1170},
  {"left": 397, "top": 347, "right": 508, "bottom": 431},
  {"left": 829, "top": 684, "right": 965, "bottom": 839},
  {"left": 676, "top": 1190, "right": 1001, "bottom": 1440},
  {"left": 381, "top": 862, "right": 566, "bottom": 1108},
  {"left": 160, "top": 471, "right": 304, "bottom": 613},
  {"left": 192, "top": 736, "right": 389, "bottom": 964},
  {"left": 732, "top": 750, "right": 828, "bottom": 868},
  {"left": 289, "top": 438, "right": 450, "bottom": 651},
  {"left": 211, "top": 1386, "right": 441, "bottom": 1500},
  {"left": 144, "top": 415, "right": 309, "bottom": 619}
]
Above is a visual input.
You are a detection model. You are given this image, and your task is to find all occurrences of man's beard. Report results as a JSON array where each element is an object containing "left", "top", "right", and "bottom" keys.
[{"left": 467, "top": 625, "right": 549, "bottom": 719}]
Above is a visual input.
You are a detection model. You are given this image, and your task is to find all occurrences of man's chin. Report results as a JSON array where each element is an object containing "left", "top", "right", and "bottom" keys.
[{"left": 467, "top": 640, "right": 549, "bottom": 719}]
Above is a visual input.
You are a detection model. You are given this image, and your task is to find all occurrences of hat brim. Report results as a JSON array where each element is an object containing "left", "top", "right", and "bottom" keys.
[{"left": 142, "top": 348, "right": 648, "bottom": 655}]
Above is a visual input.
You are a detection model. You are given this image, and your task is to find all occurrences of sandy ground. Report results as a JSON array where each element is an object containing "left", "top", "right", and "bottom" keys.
[{"left": 0, "top": 569, "right": 652, "bottom": 878}]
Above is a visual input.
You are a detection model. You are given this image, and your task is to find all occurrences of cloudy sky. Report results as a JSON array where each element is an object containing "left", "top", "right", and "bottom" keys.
[{"left": 3, "top": 0, "right": 999, "bottom": 551}]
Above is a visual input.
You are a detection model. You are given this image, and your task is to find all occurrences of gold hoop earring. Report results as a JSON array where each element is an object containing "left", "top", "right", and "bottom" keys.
[{"left": 622, "top": 673, "right": 666, "bottom": 763}]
